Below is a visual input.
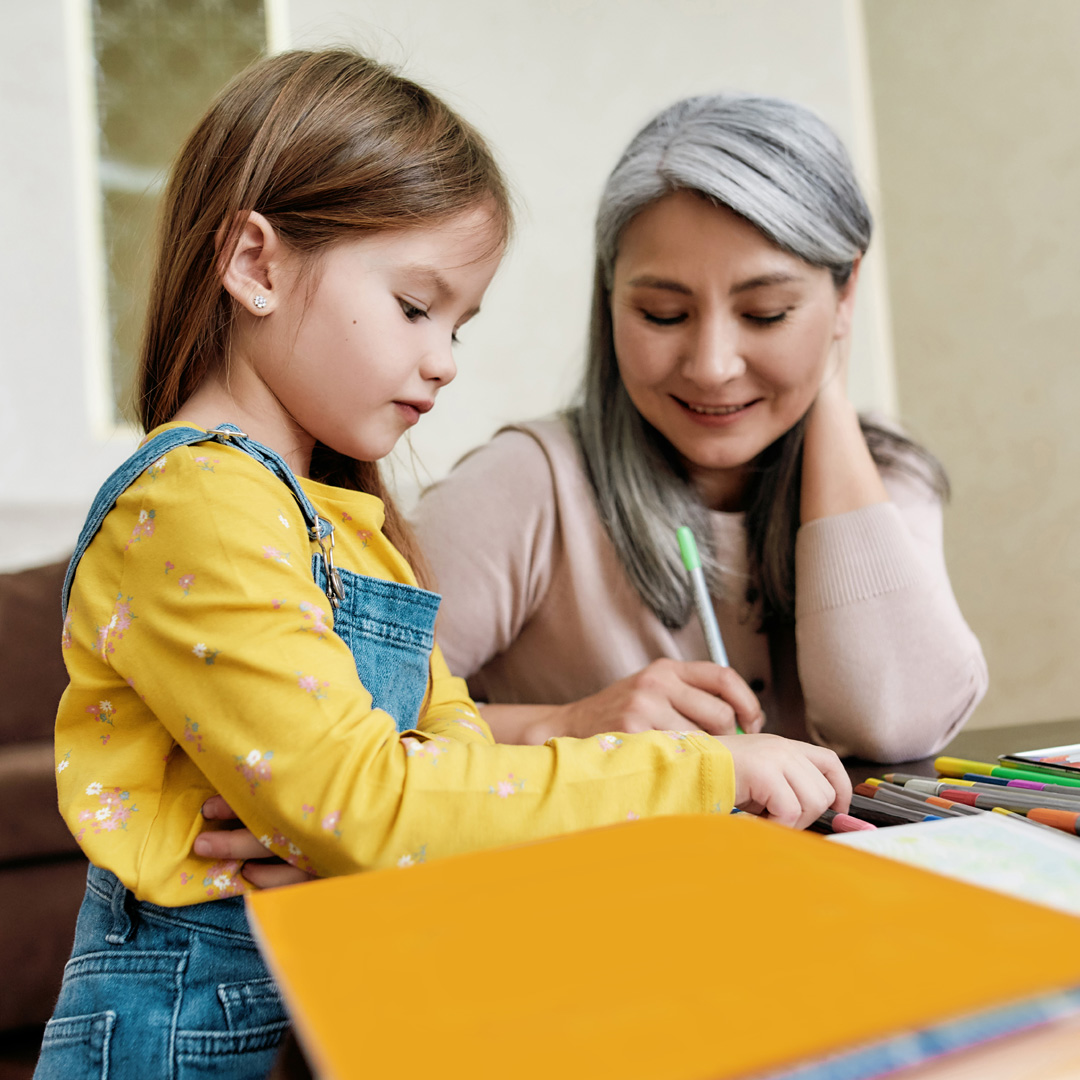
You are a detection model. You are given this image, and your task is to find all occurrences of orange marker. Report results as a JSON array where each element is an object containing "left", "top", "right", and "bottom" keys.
[{"left": 1027, "top": 808, "right": 1080, "bottom": 836}]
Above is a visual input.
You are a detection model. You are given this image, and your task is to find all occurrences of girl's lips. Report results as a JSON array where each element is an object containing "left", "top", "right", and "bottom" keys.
[
  {"left": 394, "top": 399, "right": 434, "bottom": 425},
  {"left": 673, "top": 396, "right": 762, "bottom": 426}
]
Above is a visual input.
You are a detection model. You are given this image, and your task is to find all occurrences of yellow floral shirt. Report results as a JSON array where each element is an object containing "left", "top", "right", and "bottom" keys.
[{"left": 55, "top": 424, "right": 735, "bottom": 905}]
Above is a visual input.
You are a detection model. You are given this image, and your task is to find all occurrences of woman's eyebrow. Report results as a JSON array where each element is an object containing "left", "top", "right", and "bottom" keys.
[
  {"left": 626, "top": 275, "right": 692, "bottom": 295},
  {"left": 730, "top": 271, "right": 804, "bottom": 295}
]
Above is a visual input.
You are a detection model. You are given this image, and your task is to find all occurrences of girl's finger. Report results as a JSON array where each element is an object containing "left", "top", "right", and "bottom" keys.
[{"left": 800, "top": 745, "right": 852, "bottom": 811}]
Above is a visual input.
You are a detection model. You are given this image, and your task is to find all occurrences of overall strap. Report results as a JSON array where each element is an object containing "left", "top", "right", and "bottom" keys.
[{"left": 62, "top": 424, "right": 338, "bottom": 618}]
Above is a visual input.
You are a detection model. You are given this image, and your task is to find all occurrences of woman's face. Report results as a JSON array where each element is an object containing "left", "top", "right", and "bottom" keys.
[{"left": 610, "top": 190, "right": 857, "bottom": 510}]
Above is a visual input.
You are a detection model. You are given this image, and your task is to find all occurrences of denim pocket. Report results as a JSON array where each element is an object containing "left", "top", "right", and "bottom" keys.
[
  {"left": 315, "top": 559, "right": 440, "bottom": 732},
  {"left": 35, "top": 1010, "right": 115, "bottom": 1080},
  {"left": 216, "top": 977, "right": 285, "bottom": 1031}
]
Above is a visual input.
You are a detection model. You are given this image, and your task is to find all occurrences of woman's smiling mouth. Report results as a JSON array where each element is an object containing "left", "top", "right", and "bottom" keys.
[{"left": 673, "top": 396, "right": 762, "bottom": 423}]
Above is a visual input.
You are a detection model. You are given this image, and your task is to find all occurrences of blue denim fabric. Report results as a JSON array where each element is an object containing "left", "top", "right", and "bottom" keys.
[
  {"left": 314, "top": 558, "right": 439, "bottom": 732},
  {"left": 34, "top": 866, "right": 288, "bottom": 1080},
  {"left": 45, "top": 424, "right": 443, "bottom": 1076}
]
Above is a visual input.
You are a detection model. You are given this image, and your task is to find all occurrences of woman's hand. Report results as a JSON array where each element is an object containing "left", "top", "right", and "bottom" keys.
[
  {"left": 521, "top": 658, "right": 765, "bottom": 743},
  {"left": 195, "top": 796, "right": 315, "bottom": 888},
  {"left": 715, "top": 733, "right": 851, "bottom": 828}
]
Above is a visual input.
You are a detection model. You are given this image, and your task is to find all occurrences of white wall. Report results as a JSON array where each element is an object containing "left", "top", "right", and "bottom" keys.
[
  {"left": 1, "top": 0, "right": 139, "bottom": 569},
  {"left": 1, "top": 0, "right": 893, "bottom": 567},
  {"left": 284, "top": 0, "right": 896, "bottom": 505}
]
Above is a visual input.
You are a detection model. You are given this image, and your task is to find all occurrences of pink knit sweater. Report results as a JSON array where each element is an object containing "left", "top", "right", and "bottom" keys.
[{"left": 413, "top": 418, "right": 987, "bottom": 763}]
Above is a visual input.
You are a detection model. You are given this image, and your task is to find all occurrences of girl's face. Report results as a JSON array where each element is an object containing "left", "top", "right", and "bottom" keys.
[
  {"left": 238, "top": 206, "right": 503, "bottom": 471},
  {"left": 610, "top": 190, "right": 857, "bottom": 510}
]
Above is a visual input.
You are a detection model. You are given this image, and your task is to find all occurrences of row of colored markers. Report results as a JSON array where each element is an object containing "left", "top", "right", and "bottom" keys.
[{"left": 814, "top": 755, "right": 1080, "bottom": 837}]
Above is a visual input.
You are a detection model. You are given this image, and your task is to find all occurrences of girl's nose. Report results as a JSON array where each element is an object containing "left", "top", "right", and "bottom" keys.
[
  {"left": 683, "top": 316, "right": 746, "bottom": 384},
  {"left": 422, "top": 340, "right": 457, "bottom": 386}
]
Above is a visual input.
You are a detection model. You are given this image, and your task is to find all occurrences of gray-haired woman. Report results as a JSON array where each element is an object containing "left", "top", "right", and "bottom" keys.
[{"left": 414, "top": 93, "right": 987, "bottom": 764}]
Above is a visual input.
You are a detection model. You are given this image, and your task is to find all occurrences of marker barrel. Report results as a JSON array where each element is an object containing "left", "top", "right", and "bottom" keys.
[{"left": 1026, "top": 808, "right": 1080, "bottom": 835}]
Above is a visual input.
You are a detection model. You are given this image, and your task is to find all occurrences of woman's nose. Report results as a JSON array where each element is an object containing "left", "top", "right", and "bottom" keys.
[{"left": 683, "top": 316, "right": 746, "bottom": 383}]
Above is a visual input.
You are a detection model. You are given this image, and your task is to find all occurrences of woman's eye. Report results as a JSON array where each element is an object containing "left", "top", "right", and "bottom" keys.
[
  {"left": 743, "top": 311, "right": 788, "bottom": 326},
  {"left": 642, "top": 311, "right": 687, "bottom": 326},
  {"left": 399, "top": 299, "right": 428, "bottom": 322}
]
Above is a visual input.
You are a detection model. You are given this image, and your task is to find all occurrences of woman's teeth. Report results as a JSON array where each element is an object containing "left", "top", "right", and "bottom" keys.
[{"left": 684, "top": 402, "right": 749, "bottom": 416}]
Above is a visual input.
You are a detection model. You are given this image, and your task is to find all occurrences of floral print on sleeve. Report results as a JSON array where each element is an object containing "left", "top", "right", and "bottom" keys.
[
  {"left": 183, "top": 716, "right": 205, "bottom": 753},
  {"left": 397, "top": 844, "right": 427, "bottom": 868},
  {"left": 146, "top": 456, "right": 168, "bottom": 480},
  {"left": 192, "top": 642, "right": 219, "bottom": 665},
  {"left": 296, "top": 672, "right": 329, "bottom": 699},
  {"left": 402, "top": 735, "right": 451, "bottom": 765},
  {"left": 235, "top": 748, "right": 273, "bottom": 794},
  {"left": 85, "top": 700, "right": 116, "bottom": 745},
  {"left": 489, "top": 773, "right": 525, "bottom": 798},
  {"left": 94, "top": 595, "right": 136, "bottom": 657},
  {"left": 125, "top": 508, "right": 156, "bottom": 549},
  {"left": 202, "top": 860, "right": 244, "bottom": 899},
  {"left": 62, "top": 606, "right": 74, "bottom": 650},
  {"left": 77, "top": 784, "right": 138, "bottom": 838},
  {"left": 302, "top": 803, "right": 342, "bottom": 838},
  {"left": 298, "top": 602, "right": 332, "bottom": 639}
]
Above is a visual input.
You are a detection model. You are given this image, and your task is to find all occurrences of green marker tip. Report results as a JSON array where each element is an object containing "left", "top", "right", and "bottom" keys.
[{"left": 676, "top": 525, "right": 700, "bottom": 571}]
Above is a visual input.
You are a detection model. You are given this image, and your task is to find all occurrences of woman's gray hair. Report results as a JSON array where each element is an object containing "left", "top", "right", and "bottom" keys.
[{"left": 570, "top": 94, "right": 909, "bottom": 629}]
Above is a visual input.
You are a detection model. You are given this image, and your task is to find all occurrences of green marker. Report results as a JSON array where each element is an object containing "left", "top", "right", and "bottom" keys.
[
  {"left": 935, "top": 756, "right": 1080, "bottom": 790},
  {"left": 677, "top": 526, "right": 743, "bottom": 734}
]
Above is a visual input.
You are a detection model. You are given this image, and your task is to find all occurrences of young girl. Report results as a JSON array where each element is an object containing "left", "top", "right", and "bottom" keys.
[{"left": 39, "top": 51, "right": 849, "bottom": 1079}]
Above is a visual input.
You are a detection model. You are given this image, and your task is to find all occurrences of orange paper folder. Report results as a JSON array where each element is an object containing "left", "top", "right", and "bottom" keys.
[{"left": 246, "top": 814, "right": 1080, "bottom": 1079}]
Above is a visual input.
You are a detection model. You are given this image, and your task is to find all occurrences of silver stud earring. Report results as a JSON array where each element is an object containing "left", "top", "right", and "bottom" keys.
[{"left": 253, "top": 294, "right": 268, "bottom": 310}]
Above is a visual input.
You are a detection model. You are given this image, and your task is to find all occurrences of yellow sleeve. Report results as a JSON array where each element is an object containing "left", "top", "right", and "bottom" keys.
[{"left": 108, "top": 448, "right": 735, "bottom": 875}]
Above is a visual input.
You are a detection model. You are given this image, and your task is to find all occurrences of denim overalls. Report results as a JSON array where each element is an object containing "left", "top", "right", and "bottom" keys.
[{"left": 36, "top": 426, "right": 441, "bottom": 1080}]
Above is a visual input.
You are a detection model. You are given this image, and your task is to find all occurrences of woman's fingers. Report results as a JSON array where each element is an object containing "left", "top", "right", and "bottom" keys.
[
  {"left": 201, "top": 794, "right": 240, "bottom": 820},
  {"left": 194, "top": 827, "right": 269, "bottom": 860},
  {"left": 242, "top": 861, "right": 315, "bottom": 889},
  {"left": 664, "top": 679, "right": 739, "bottom": 735},
  {"left": 670, "top": 661, "right": 765, "bottom": 734}
]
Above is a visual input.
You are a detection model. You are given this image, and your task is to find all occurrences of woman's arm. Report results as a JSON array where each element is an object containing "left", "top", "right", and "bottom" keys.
[
  {"left": 800, "top": 361, "right": 889, "bottom": 522},
  {"left": 795, "top": 449, "right": 987, "bottom": 762},
  {"left": 414, "top": 425, "right": 763, "bottom": 741}
]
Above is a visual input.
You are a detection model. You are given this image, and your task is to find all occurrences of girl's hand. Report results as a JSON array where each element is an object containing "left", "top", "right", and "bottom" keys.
[
  {"left": 525, "top": 658, "right": 765, "bottom": 743},
  {"left": 714, "top": 734, "right": 851, "bottom": 829},
  {"left": 196, "top": 795, "right": 315, "bottom": 888}
]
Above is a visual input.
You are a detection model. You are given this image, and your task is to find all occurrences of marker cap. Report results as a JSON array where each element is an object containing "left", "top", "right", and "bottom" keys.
[{"left": 677, "top": 526, "right": 701, "bottom": 571}]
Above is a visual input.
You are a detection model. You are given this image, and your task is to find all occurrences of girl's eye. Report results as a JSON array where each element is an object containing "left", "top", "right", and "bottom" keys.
[
  {"left": 744, "top": 311, "right": 788, "bottom": 326},
  {"left": 451, "top": 331, "right": 462, "bottom": 346},
  {"left": 399, "top": 299, "right": 428, "bottom": 322},
  {"left": 642, "top": 311, "right": 687, "bottom": 326}
]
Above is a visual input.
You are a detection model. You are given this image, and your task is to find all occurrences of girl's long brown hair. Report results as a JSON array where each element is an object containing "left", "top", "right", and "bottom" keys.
[{"left": 138, "top": 50, "right": 511, "bottom": 585}]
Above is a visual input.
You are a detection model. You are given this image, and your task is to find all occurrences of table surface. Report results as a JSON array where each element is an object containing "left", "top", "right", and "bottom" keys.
[{"left": 844, "top": 715, "right": 1080, "bottom": 785}]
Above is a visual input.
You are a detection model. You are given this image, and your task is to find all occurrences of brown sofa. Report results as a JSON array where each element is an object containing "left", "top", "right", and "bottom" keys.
[{"left": 0, "top": 559, "right": 87, "bottom": 1031}]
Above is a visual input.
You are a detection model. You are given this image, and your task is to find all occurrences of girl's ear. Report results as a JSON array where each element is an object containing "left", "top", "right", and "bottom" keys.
[
  {"left": 832, "top": 254, "right": 862, "bottom": 341},
  {"left": 217, "top": 211, "right": 285, "bottom": 315}
]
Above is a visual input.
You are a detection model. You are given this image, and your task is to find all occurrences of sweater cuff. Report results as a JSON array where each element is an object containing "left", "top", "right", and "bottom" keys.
[
  {"left": 795, "top": 501, "right": 922, "bottom": 616},
  {"left": 687, "top": 734, "right": 736, "bottom": 814}
]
